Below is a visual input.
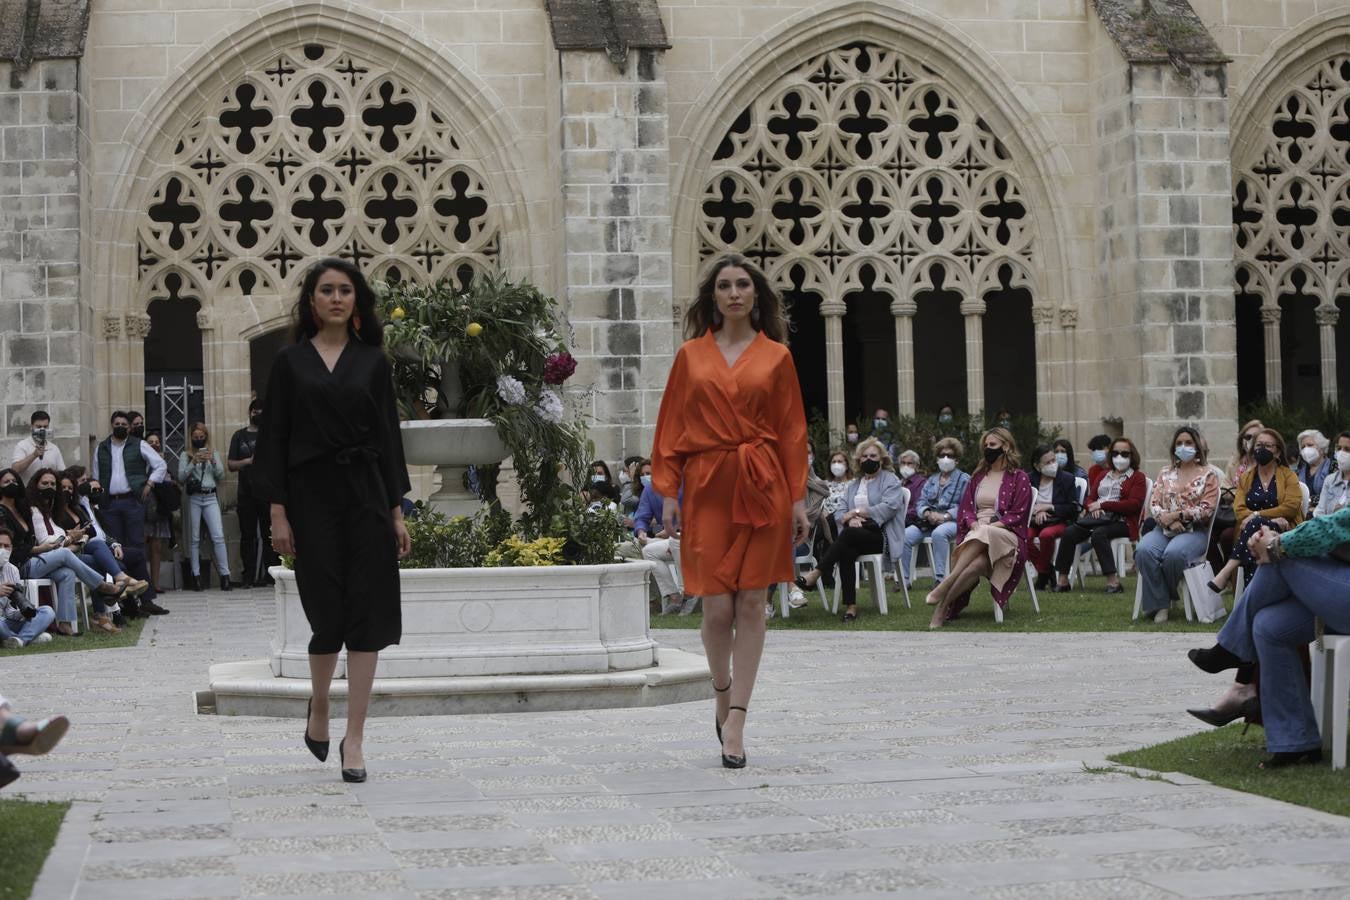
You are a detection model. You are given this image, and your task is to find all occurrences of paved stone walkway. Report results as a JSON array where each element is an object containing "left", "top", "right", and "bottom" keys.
[{"left": 8, "top": 586, "right": 1350, "bottom": 899}]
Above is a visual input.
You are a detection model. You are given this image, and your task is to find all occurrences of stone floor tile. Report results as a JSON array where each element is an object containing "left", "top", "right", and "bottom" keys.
[{"left": 1139, "top": 865, "right": 1350, "bottom": 897}]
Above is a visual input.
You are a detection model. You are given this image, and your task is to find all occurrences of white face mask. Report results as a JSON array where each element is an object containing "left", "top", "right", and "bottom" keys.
[
  {"left": 830, "top": 461, "right": 847, "bottom": 478},
  {"left": 1174, "top": 445, "right": 1197, "bottom": 462},
  {"left": 937, "top": 457, "right": 957, "bottom": 473},
  {"left": 1040, "top": 463, "right": 1058, "bottom": 478},
  {"left": 1336, "top": 449, "right": 1350, "bottom": 471},
  {"left": 1091, "top": 449, "right": 1107, "bottom": 465},
  {"left": 0, "top": 547, "right": 9, "bottom": 567},
  {"left": 899, "top": 465, "right": 915, "bottom": 479},
  {"left": 1054, "top": 451, "right": 1068, "bottom": 468},
  {"left": 640, "top": 474, "right": 652, "bottom": 488},
  {"left": 1301, "top": 445, "right": 1321, "bottom": 464},
  {"left": 1112, "top": 454, "right": 1131, "bottom": 471}
]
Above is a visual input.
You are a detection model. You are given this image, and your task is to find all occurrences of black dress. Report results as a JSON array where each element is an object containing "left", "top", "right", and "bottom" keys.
[{"left": 253, "top": 339, "right": 411, "bottom": 654}]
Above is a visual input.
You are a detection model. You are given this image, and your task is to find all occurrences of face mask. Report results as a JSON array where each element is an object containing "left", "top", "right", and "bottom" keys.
[
  {"left": 250, "top": 412, "right": 261, "bottom": 426},
  {"left": 77, "top": 482, "right": 92, "bottom": 496},
  {"left": 1253, "top": 447, "right": 1275, "bottom": 466},
  {"left": 1300, "top": 446, "right": 1321, "bottom": 464},
  {"left": 1174, "top": 445, "right": 1196, "bottom": 462},
  {"left": 1, "top": 483, "right": 22, "bottom": 499},
  {"left": 846, "top": 433, "right": 859, "bottom": 444},
  {"left": 1091, "top": 449, "right": 1107, "bottom": 465},
  {"left": 938, "top": 414, "right": 953, "bottom": 424},
  {"left": 192, "top": 437, "right": 207, "bottom": 450},
  {"left": 591, "top": 474, "right": 606, "bottom": 484},
  {"left": 1336, "top": 449, "right": 1350, "bottom": 471},
  {"left": 860, "top": 458, "right": 881, "bottom": 475},
  {"left": 0, "top": 548, "right": 9, "bottom": 567},
  {"left": 1054, "top": 452, "right": 1068, "bottom": 468},
  {"left": 1112, "top": 453, "right": 1132, "bottom": 471},
  {"left": 38, "top": 486, "right": 56, "bottom": 500},
  {"left": 937, "top": 457, "right": 957, "bottom": 473},
  {"left": 899, "top": 465, "right": 915, "bottom": 479},
  {"left": 61, "top": 489, "right": 74, "bottom": 500},
  {"left": 983, "top": 446, "right": 1004, "bottom": 465},
  {"left": 113, "top": 425, "right": 129, "bottom": 440},
  {"left": 131, "top": 424, "right": 144, "bottom": 438},
  {"left": 998, "top": 419, "right": 1011, "bottom": 429},
  {"left": 1040, "top": 463, "right": 1058, "bottom": 478},
  {"left": 640, "top": 474, "right": 652, "bottom": 488},
  {"left": 873, "top": 419, "right": 887, "bottom": 431},
  {"left": 830, "top": 462, "right": 847, "bottom": 477}
]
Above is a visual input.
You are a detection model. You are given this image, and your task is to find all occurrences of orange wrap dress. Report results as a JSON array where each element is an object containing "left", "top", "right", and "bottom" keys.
[{"left": 651, "top": 330, "right": 809, "bottom": 595}]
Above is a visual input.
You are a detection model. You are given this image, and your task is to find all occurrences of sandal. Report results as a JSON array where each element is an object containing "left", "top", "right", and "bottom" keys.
[
  {"left": 713, "top": 680, "right": 731, "bottom": 745},
  {"left": 841, "top": 609, "right": 858, "bottom": 623},
  {"left": 93, "top": 616, "right": 120, "bottom": 634},
  {"left": 0, "top": 714, "right": 70, "bottom": 756}
]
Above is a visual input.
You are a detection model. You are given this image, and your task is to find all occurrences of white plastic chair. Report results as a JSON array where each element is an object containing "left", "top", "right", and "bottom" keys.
[
  {"left": 1311, "top": 630, "right": 1349, "bottom": 770},
  {"left": 1108, "top": 476, "right": 1152, "bottom": 586},
  {"left": 1233, "top": 481, "right": 1311, "bottom": 603},
  {"left": 778, "top": 526, "right": 829, "bottom": 619},
  {"left": 24, "top": 577, "right": 89, "bottom": 633},
  {"left": 832, "top": 487, "right": 909, "bottom": 615},
  {"left": 994, "top": 500, "right": 1041, "bottom": 624}
]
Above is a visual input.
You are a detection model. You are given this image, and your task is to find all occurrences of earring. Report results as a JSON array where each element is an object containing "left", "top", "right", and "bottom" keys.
[{"left": 352, "top": 311, "right": 363, "bottom": 332}]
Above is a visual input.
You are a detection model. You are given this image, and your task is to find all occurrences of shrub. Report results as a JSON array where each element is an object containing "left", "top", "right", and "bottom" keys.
[{"left": 1239, "top": 400, "right": 1349, "bottom": 461}]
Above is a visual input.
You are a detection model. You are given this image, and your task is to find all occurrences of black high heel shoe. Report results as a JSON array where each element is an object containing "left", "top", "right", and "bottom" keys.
[
  {"left": 1188, "top": 644, "right": 1245, "bottom": 674},
  {"left": 303, "top": 698, "right": 328, "bottom": 762},
  {"left": 339, "top": 738, "right": 366, "bottom": 783},
  {"left": 713, "top": 680, "right": 731, "bottom": 745},
  {"left": 1259, "top": 748, "right": 1322, "bottom": 769},
  {"left": 721, "top": 706, "right": 747, "bottom": 769},
  {"left": 1186, "top": 696, "right": 1259, "bottom": 727}
]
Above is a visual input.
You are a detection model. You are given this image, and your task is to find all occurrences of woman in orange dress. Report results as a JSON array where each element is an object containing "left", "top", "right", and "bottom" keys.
[{"left": 652, "top": 253, "right": 809, "bottom": 769}]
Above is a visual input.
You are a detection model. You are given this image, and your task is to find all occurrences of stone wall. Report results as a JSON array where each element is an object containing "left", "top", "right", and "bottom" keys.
[{"left": 0, "top": 58, "right": 85, "bottom": 460}]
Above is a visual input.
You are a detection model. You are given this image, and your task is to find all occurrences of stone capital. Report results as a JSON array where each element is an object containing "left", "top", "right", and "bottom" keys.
[
  {"left": 1029, "top": 305, "right": 1056, "bottom": 326},
  {"left": 196, "top": 310, "right": 212, "bottom": 331},
  {"left": 102, "top": 314, "right": 123, "bottom": 340},
  {"left": 1315, "top": 305, "right": 1340, "bottom": 327},
  {"left": 889, "top": 298, "right": 917, "bottom": 317},
  {"left": 959, "top": 299, "right": 986, "bottom": 316},
  {"left": 124, "top": 312, "right": 152, "bottom": 339},
  {"left": 1260, "top": 306, "right": 1281, "bottom": 324},
  {"left": 819, "top": 299, "right": 847, "bottom": 317},
  {"left": 1058, "top": 306, "right": 1078, "bottom": 328}
]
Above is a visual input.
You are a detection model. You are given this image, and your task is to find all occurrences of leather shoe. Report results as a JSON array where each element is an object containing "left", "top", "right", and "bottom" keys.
[
  {"left": 140, "top": 600, "right": 171, "bottom": 616},
  {"left": 1187, "top": 696, "right": 1258, "bottom": 727}
]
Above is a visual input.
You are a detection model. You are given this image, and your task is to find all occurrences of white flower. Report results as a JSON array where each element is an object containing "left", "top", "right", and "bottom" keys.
[
  {"left": 535, "top": 389, "right": 564, "bottom": 424},
  {"left": 496, "top": 375, "right": 526, "bottom": 405}
]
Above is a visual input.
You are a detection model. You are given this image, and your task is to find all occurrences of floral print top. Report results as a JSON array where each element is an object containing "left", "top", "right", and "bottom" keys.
[{"left": 1150, "top": 464, "right": 1220, "bottom": 529}]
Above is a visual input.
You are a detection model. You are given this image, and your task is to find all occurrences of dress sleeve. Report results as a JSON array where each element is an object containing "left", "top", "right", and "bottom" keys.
[
  {"left": 771, "top": 349, "right": 809, "bottom": 502},
  {"left": 1232, "top": 469, "right": 1253, "bottom": 525},
  {"left": 252, "top": 350, "right": 294, "bottom": 506},
  {"left": 1184, "top": 469, "right": 1220, "bottom": 524},
  {"left": 375, "top": 352, "right": 411, "bottom": 509},
  {"left": 1281, "top": 504, "right": 1350, "bottom": 558},
  {"left": 651, "top": 346, "right": 689, "bottom": 498},
  {"left": 998, "top": 470, "right": 1033, "bottom": 530},
  {"left": 868, "top": 473, "right": 905, "bottom": 526}
]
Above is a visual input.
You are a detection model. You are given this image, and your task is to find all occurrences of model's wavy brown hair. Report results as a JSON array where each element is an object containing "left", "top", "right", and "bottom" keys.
[{"left": 684, "top": 253, "right": 789, "bottom": 343}]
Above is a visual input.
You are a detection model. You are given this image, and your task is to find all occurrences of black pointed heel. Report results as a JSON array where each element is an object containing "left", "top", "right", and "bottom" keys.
[
  {"left": 1186, "top": 696, "right": 1259, "bottom": 728},
  {"left": 1260, "top": 748, "right": 1322, "bottom": 769},
  {"left": 721, "top": 706, "right": 747, "bottom": 769},
  {"left": 713, "top": 680, "right": 730, "bottom": 746},
  {"left": 304, "top": 698, "right": 328, "bottom": 762},
  {"left": 339, "top": 738, "right": 366, "bottom": 783}
]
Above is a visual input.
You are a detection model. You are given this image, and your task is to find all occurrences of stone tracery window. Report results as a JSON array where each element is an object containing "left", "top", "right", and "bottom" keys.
[
  {"left": 698, "top": 42, "right": 1039, "bottom": 419},
  {"left": 136, "top": 42, "right": 500, "bottom": 305},
  {"left": 1233, "top": 56, "right": 1350, "bottom": 405}
]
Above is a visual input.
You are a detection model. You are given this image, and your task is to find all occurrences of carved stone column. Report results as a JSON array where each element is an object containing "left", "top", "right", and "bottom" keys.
[
  {"left": 1260, "top": 305, "right": 1282, "bottom": 402},
  {"left": 1317, "top": 305, "right": 1340, "bottom": 404},
  {"left": 891, "top": 297, "right": 917, "bottom": 416},
  {"left": 821, "top": 298, "right": 847, "bottom": 435},
  {"left": 1059, "top": 306, "right": 1078, "bottom": 430},
  {"left": 1030, "top": 305, "right": 1056, "bottom": 422},
  {"left": 961, "top": 298, "right": 986, "bottom": 414}
]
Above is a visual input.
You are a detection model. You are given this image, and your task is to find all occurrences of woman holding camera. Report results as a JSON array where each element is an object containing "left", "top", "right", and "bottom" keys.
[{"left": 179, "top": 422, "right": 231, "bottom": 592}]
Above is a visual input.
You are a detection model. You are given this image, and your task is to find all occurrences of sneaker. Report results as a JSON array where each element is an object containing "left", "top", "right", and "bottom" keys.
[
  {"left": 678, "top": 596, "right": 700, "bottom": 616},
  {"left": 659, "top": 599, "right": 682, "bottom": 615},
  {"left": 787, "top": 588, "right": 808, "bottom": 609},
  {"left": 1153, "top": 609, "right": 1169, "bottom": 623},
  {"left": 1, "top": 637, "right": 21, "bottom": 649},
  {"left": 765, "top": 602, "right": 774, "bottom": 619},
  {"left": 31, "top": 633, "right": 52, "bottom": 645}
]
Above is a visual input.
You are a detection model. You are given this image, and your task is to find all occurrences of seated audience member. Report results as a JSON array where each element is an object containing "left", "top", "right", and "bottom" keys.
[
  {"left": 0, "top": 527, "right": 55, "bottom": 648},
  {"left": 795, "top": 438, "right": 904, "bottom": 622},
  {"left": 1207, "top": 427, "right": 1302, "bottom": 595},
  {"left": 1294, "top": 429, "right": 1334, "bottom": 510},
  {"left": 68, "top": 473, "right": 168, "bottom": 616},
  {"left": 936, "top": 403, "right": 957, "bottom": 434},
  {"left": 894, "top": 450, "right": 928, "bottom": 529},
  {"left": 845, "top": 422, "right": 861, "bottom": 446},
  {"left": 1135, "top": 426, "right": 1220, "bottom": 623},
  {"left": 1315, "top": 431, "right": 1350, "bottom": 517},
  {"left": 1085, "top": 433, "right": 1113, "bottom": 480},
  {"left": 926, "top": 428, "right": 1032, "bottom": 627},
  {"left": 1024, "top": 444, "right": 1080, "bottom": 590},
  {"left": 804, "top": 441, "right": 831, "bottom": 537},
  {"left": 1052, "top": 438, "right": 1087, "bottom": 480},
  {"left": 819, "top": 449, "right": 852, "bottom": 540},
  {"left": 1184, "top": 505, "right": 1350, "bottom": 767},
  {"left": 11, "top": 411, "right": 65, "bottom": 477},
  {"left": 630, "top": 459, "right": 661, "bottom": 537},
  {"left": 618, "top": 455, "right": 644, "bottom": 515},
  {"left": 0, "top": 468, "right": 128, "bottom": 636},
  {"left": 587, "top": 460, "right": 617, "bottom": 497},
  {"left": 1052, "top": 437, "right": 1145, "bottom": 594},
  {"left": 899, "top": 437, "right": 969, "bottom": 587},
  {"left": 993, "top": 409, "right": 1013, "bottom": 430},
  {"left": 1226, "top": 419, "right": 1265, "bottom": 489}
]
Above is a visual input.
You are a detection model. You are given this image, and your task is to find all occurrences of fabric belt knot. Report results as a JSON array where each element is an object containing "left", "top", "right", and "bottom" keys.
[
  {"left": 334, "top": 447, "right": 379, "bottom": 465},
  {"left": 729, "top": 438, "right": 778, "bottom": 528}
]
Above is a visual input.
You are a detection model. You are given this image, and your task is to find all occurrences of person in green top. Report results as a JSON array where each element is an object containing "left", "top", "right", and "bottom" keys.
[{"left": 1185, "top": 504, "right": 1350, "bottom": 768}]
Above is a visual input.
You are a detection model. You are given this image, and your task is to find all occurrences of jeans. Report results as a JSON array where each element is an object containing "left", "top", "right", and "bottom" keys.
[
  {"left": 78, "top": 538, "right": 125, "bottom": 579},
  {"left": 99, "top": 494, "right": 146, "bottom": 553},
  {"left": 1134, "top": 525, "right": 1210, "bottom": 615},
  {"left": 901, "top": 521, "right": 958, "bottom": 581},
  {"left": 0, "top": 606, "right": 55, "bottom": 644},
  {"left": 642, "top": 537, "right": 682, "bottom": 597},
  {"left": 21, "top": 548, "right": 109, "bottom": 624},
  {"left": 1217, "top": 558, "right": 1350, "bottom": 752},
  {"left": 186, "top": 494, "right": 230, "bottom": 577}
]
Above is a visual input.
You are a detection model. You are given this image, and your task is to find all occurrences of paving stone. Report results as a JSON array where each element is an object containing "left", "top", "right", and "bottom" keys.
[{"left": 1139, "top": 865, "right": 1350, "bottom": 897}]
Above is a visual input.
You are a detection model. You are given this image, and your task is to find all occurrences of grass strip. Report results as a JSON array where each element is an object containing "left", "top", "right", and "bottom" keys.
[{"left": 0, "top": 798, "right": 69, "bottom": 899}]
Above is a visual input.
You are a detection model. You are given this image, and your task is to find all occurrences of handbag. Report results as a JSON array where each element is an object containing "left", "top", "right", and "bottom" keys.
[
  {"left": 1182, "top": 559, "right": 1228, "bottom": 623},
  {"left": 1212, "top": 487, "right": 1237, "bottom": 533},
  {"left": 1074, "top": 512, "right": 1119, "bottom": 530},
  {"left": 154, "top": 480, "right": 181, "bottom": 514}
]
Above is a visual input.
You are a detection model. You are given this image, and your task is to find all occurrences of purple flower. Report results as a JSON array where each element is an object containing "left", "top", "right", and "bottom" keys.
[{"left": 543, "top": 351, "right": 577, "bottom": 385}]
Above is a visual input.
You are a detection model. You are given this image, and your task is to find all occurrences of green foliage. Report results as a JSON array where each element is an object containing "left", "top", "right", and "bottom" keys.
[
  {"left": 808, "top": 409, "right": 1061, "bottom": 473},
  {"left": 0, "top": 799, "right": 69, "bottom": 900},
  {"left": 399, "top": 502, "right": 512, "bottom": 570},
  {"left": 484, "top": 535, "right": 566, "bottom": 567},
  {"left": 548, "top": 490, "right": 632, "bottom": 565},
  {"left": 1239, "top": 400, "right": 1349, "bottom": 458}
]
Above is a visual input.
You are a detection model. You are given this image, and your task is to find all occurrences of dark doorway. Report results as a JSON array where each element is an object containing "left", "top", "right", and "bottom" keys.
[
  {"left": 842, "top": 262, "right": 898, "bottom": 422},
  {"left": 913, "top": 262, "right": 966, "bottom": 414},
  {"left": 1339, "top": 295, "right": 1349, "bottom": 403},
  {"left": 1235, "top": 267, "right": 1265, "bottom": 408},
  {"left": 143, "top": 274, "right": 205, "bottom": 455},
  {"left": 1278, "top": 270, "right": 1320, "bottom": 406},
  {"left": 781, "top": 263, "right": 828, "bottom": 423},
  {"left": 981, "top": 263, "right": 1036, "bottom": 417}
]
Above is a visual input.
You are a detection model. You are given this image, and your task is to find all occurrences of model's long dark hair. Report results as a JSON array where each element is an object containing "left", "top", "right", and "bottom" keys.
[
  {"left": 684, "top": 253, "right": 789, "bottom": 343},
  {"left": 291, "top": 257, "right": 384, "bottom": 346}
]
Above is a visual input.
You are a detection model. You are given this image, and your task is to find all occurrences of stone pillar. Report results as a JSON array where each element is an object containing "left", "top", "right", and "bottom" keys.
[
  {"left": 0, "top": 60, "right": 85, "bottom": 458},
  {"left": 1058, "top": 307, "right": 1079, "bottom": 430},
  {"left": 821, "top": 300, "right": 846, "bottom": 435},
  {"left": 1317, "top": 305, "right": 1339, "bottom": 404},
  {"left": 961, "top": 298, "right": 986, "bottom": 415},
  {"left": 1030, "top": 305, "right": 1057, "bottom": 420},
  {"left": 1261, "top": 306, "right": 1282, "bottom": 403},
  {"left": 891, "top": 298, "right": 916, "bottom": 416},
  {"left": 558, "top": 48, "right": 671, "bottom": 463}
]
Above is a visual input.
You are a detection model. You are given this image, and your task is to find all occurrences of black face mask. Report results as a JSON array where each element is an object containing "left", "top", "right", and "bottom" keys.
[
  {"left": 38, "top": 486, "right": 56, "bottom": 501},
  {"left": 130, "top": 425, "right": 144, "bottom": 438},
  {"left": 860, "top": 458, "right": 881, "bottom": 475},
  {"left": 249, "top": 413, "right": 261, "bottom": 426},
  {"left": 983, "top": 446, "right": 1004, "bottom": 465},
  {"left": 1254, "top": 447, "right": 1276, "bottom": 466},
  {"left": 61, "top": 489, "right": 74, "bottom": 501},
  {"left": 112, "top": 426, "right": 129, "bottom": 440},
  {"left": 1, "top": 483, "right": 23, "bottom": 500},
  {"left": 192, "top": 437, "right": 207, "bottom": 450},
  {"left": 77, "top": 482, "right": 92, "bottom": 496}
]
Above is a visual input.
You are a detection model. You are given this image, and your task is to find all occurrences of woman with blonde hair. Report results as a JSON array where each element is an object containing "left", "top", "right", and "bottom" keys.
[
  {"left": 180, "top": 421, "right": 232, "bottom": 592},
  {"left": 926, "top": 427, "right": 1032, "bottom": 628},
  {"left": 795, "top": 437, "right": 905, "bottom": 622}
]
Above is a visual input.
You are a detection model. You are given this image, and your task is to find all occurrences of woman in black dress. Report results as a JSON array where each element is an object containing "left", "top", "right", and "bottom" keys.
[{"left": 254, "top": 258, "right": 411, "bottom": 783}]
